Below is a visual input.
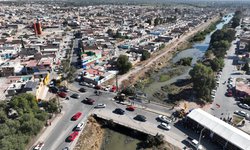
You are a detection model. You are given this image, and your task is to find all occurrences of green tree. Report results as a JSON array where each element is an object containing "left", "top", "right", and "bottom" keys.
[
  {"left": 189, "top": 63, "right": 215, "bottom": 101},
  {"left": 0, "top": 110, "right": 7, "bottom": 123},
  {"left": 210, "top": 58, "right": 224, "bottom": 72},
  {"left": 177, "top": 57, "right": 193, "bottom": 66},
  {"left": 116, "top": 55, "right": 132, "bottom": 74},
  {"left": 141, "top": 50, "right": 151, "bottom": 61}
]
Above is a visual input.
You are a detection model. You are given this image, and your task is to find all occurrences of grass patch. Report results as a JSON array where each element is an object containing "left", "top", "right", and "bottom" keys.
[
  {"left": 159, "top": 74, "right": 171, "bottom": 82},
  {"left": 158, "top": 67, "right": 186, "bottom": 82}
]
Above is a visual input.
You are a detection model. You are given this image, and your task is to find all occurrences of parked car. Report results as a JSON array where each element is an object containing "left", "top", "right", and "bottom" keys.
[
  {"left": 126, "top": 105, "right": 135, "bottom": 111},
  {"left": 94, "top": 85, "right": 102, "bottom": 90},
  {"left": 225, "top": 91, "right": 233, "bottom": 97},
  {"left": 71, "top": 93, "right": 80, "bottom": 99},
  {"left": 134, "top": 115, "right": 146, "bottom": 122},
  {"left": 237, "top": 102, "right": 250, "bottom": 110},
  {"left": 58, "top": 92, "right": 67, "bottom": 98},
  {"left": 79, "top": 82, "right": 86, "bottom": 86},
  {"left": 113, "top": 108, "right": 125, "bottom": 115},
  {"left": 89, "top": 83, "right": 95, "bottom": 88},
  {"left": 67, "top": 131, "right": 79, "bottom": 141},
  {"left": 82, "top": 98, "right": 95, "bottom": 105},
  {"left": 94, "top": 103, "right": 106, "bottom": 108},
  {"left": 49, "top": 87, "right": 59, "bottom": 93},
  {"left": 62, "top": 147, "right": 69, "bottom": 150},
  {"left": 59, "top": 86, "right": 69, "bottom": 92},
  {"left": 159, "top": 122, "right": 171, "bottom": 130},
  {"left": 75, "top": 122, "right": 85, "bottom": 131},
  {"left": 234, "top": 110, "right": 247, "bottom": 117},
  {"left": 158, "top": 115, "right": 172, "bottom": 124},
  {"left": 71, "top": 112, "right": 82, "bottom": 120},
  {"left": 79, "top": 88, "right": 86, "bottom": 93},
  {"left": 33, "top": 142, "right": 44, "bottom": 150},
  {"left": 185, "top": 137, "right": 203, "bottom": 150}
]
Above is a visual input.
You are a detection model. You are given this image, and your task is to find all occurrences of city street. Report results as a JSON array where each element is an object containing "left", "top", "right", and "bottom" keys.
[{"left": 209, "top": 35, "right": 250, "bottom": 118}]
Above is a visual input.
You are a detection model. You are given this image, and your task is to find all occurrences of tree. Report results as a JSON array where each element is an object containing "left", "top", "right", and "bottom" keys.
[
  {"left": 189, "top": 63, "right": 215, "bottom": 101},
  {"left": 242, "top": 63, "right": 249, "bottom": 73},
  {"left": 141, "top": 50, "right": 151, "bottom": 61},
  {"left": 177, "top": 57, "right": 193, "bottom": 66},
  {"left": 116, "top": 55, "right": 132, "bottom": 74},
  {"left": 210, "top": 58, "right": 224, "bottom": 72}
]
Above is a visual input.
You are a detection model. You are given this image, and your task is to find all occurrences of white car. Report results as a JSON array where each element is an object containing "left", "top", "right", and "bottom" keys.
[
  {"left": 186, "top": 137, "right": 203, "bottom": 150},
  {"left": 94, "top": 103, "right": 106, "bottom": 108},
  {"left": 75, "top": 122, "right": 85, "bottom": 131},
  {"left": 158, "top": 115, "right": 172, "bottom": 124},
  {"left": 234, "top": 110, "right": 247, "bottom": 117},
  {"left": 159, "top": 122, "right": 171, "bottom": 130},
  {"left": 238, "top": 103, "right": 250, "bottom": 110},
  {"left": 33, "top": 142, "right": 44, "bottom": 150}
]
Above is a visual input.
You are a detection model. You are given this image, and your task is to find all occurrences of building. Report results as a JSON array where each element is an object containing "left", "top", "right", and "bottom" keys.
[{"left": 187, "top": 108, "right": 250, "bottom": 150}]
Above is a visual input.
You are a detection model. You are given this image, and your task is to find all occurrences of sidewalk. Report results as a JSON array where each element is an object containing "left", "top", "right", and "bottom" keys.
[
  {"left": 120, "top": 100, "right": 173, "bottom": 117},
  {"left": 28, "top": 112, "right": 64, "bottom": 150}
]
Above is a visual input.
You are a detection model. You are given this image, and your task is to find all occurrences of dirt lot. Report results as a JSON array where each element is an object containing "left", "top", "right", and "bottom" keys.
[{"left": 74, "top": 117, "right": 104, "bottom": 150}]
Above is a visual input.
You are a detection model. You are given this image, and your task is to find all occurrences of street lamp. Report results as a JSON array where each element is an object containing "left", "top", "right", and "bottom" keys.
[{"left": 197, "top": 127, "right": 206, "bottom": 150}]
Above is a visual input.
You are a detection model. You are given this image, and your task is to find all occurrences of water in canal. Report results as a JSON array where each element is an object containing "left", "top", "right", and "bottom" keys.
[
  {"left": 100, "top": 128, "right": 140, "bottom": 150},
  {"left": 143, "top": 13, "right": 234, "bottom": 98}
]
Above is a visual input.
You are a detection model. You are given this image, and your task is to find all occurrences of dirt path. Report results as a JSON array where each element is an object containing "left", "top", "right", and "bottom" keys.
[{"left": 117, "top": 16, "right": 220, "bottom": 87}]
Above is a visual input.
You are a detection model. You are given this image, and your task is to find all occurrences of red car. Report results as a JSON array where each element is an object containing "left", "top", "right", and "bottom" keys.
[
  {"left": 67, "top": 131, "right": 79, "bottom": 141},
  {"left": 126, "top": 105, "right": 135, "bottom": 111},
  {"left": 58, "top": 92, "right": 67, "bottom": 98},
  {"left": 226, "top": 91, "right": 233, "bottom": 97},
  {"left": 71, "top": 112, "right": 82, "bottom": 120},
  {"left": 83, "top": 98, "right": 95, "bottom": 105}
]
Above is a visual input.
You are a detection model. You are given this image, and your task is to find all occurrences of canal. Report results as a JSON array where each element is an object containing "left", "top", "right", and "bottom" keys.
[{"left": 143, "top": 13, "right": 234, "bottom": 102}]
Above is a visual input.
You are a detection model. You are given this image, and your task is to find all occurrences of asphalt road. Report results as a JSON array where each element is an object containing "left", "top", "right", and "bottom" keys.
[
  {"left": 209, "top": 34, "right": 250, "bottom": 118},
  {"left": 42, "top": 86, "right": 117, "bottom": 150}
]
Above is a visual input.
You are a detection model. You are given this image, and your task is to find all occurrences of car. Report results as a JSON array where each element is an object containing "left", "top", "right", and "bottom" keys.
[
  {"left": 94, "top": 85, "right": 102, "bottom": 90},
  {"left": 126, "top": 105, "right": 135, "bottom": 111},
  {"left": 75, "top": 122, "right": 85, "bottom": 131},
  {"left": 134, "top": 115, "right": 146, "bottom": 122},
  {"left": 159, "top": 122, "right": 171, "bottom": 130},
  {"left": 79, "top": 88, "right": 86, "bottom": 93},
  {"left": 79, "top": 82, "right": 87, "bottom": 86},
  {"left": 67, "top": 131, "right": 79, "bottom": 141},
  {"left": 113, "top": 108, "right": 125, "bottom": 115},
  {"left": 185, "top": 137, "right": 203, "bottom": 150},
  {"left": 49, "top": 81, "right": 55, "bottom": 87},
  {"left": 33, "top": 142, "right": 44, "bottom": 150},
  {"left": 158, "top": 115, "right": 172, "bottom": 124},
  {"left": 237, "top": 103, "right": 250, "bottom": 110},
  {"left": 58, "top": 92, "right": 67, "bottom": 98},
  {"left": 62, "top": 147, "right": 69, "bottom": 150},
  {"left": 94, "top": 103, "right": 106, "bottom": 108},
  {"left": 82, "top": 98, "right": 95, "bottom": 105},
  {"left": 227, "top": 84, "right": 233, "bottom": 89},
  {"left": 225, "top": 91, "right": 233, "bottom": 97},
  {"left": 234, "top": 110, "right": 247, "bottom": 117},
  {"left": 49, "top": 87, "right": 59, "bottom": 93},
  {"left": 89, "top": 83, "right": 95, "bottom": 88},
  {"left": 71, "top": 112, "right": 82, "bottom": 120},
  {"left": 71, "top": 93, "right": 80, "bottom": 99},
  {"left": 59, "top": 86, "right": 69, "bottom": 92}
]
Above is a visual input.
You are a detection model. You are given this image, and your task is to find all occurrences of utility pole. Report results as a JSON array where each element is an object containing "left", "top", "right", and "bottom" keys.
[
  {"left": 197, "top": 127, "right": 206, "bottom": 150},
  {"left": 116, "top": 74, "right": 118, "bottom": 93}
]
